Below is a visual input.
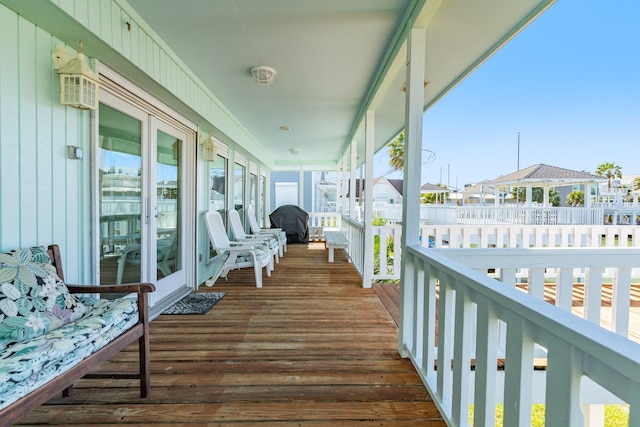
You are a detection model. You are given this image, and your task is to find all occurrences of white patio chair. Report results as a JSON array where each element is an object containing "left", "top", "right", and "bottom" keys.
[
  {"left": 116, "top": 230, "right": 177, "bottom": 285},
  {"left": 205, "top": 210, "right": 272, "bottom": 288},
  {"left": 228, "top": 209, "right": 279, "bottom": 265},
  {"left": 247, "top": 206, "right": 287, "bottom": 257}
]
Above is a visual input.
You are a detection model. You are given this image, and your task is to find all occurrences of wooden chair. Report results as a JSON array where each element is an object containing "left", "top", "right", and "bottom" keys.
[{"left": 205, "top": 210, "right": 272, "bottom": 288}]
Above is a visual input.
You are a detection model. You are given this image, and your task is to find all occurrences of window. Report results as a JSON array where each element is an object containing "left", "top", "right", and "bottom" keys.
[
  {"left": 234, "top": 162, "right": 245, "bottom": 227},
  {"left": 209, "top": 154, "right": 227, "bottom": 260}
]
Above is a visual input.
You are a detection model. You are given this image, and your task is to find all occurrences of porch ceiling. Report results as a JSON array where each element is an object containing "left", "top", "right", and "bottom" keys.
[
  {"left": 121, "top": 0, "right": 555, "bottom": 170},
  {"left": 2, "top": 0, "right": 555, "bottom": 171}
]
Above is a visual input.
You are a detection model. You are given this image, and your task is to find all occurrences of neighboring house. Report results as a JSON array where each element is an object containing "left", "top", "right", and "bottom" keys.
[{"left": 372, "top": 177, "right": 403, "bottom": 204}]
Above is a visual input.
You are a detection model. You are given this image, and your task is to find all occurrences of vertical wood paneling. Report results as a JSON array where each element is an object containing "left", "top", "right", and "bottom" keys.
[
  {"left": 0, "top": 5, "right": 20, "bottom": 248},
  {"left": 121, "top": 10, "right": 132, "bottom": 60},
  {"left": 35, "top": 31, "right": 54, "bottom": 244},
  {"left": 0, "top": 3, "right": 91, "bottom": 283},
  {"left": 74, "top": 0, "right": 89, "bottom": 28},
  {"left": 99, "top": 0, "right": 112, "bottom": 46},
  {"left": 130, "top": 19, "right": 139, "bottom": 67},
  {"left": 110, "top": 1, "right": 122, "bottom": 53},
  {"left": 88, "top": 0, "right": 102, "bottom": 39},
  {"left": 18, "top": 19, "right": 38, "bottom": 248},
  {"left": 50, "top": 45, "right": 69, "bottom": 258}
]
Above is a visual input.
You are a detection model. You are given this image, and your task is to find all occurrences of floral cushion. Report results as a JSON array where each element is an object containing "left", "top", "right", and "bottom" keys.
[
  {"left": 223, "top": 244, "right": 269, "bottom": 265},
  {"left": 0, "top": 247, "right": 87, "bottom": 347},
  {"left": 0, "top": 294, "right": 139, "bottom": 410}
]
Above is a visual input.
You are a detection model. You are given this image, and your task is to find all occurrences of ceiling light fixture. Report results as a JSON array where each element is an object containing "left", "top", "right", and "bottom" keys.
[
  {"left": 251, "top": 65, "right": 276, "bottom": 86},
  {"left": 279, "top": 125, "right": 291, "bottom": 131},
  {"left": 289, "top": 148, "right": 300, "bottom": 155}
]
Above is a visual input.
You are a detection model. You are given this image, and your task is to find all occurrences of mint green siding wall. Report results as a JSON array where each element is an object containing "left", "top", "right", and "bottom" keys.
[
  {"left": 0, "top": 0, "right": 271, "bottom": 288},
  {"left": 47, "top": 0, "right": 273, "bottom": 166},
  {"left": 0, "top": 4, "right": 91, "bottom": 283}
]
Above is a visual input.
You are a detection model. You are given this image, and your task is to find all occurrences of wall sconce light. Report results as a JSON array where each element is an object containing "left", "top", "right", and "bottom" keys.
[
  {"left": 52, "top": 42, "right": 100, "bottom": 111},
  {"left": 250, "top": 65, "right": 277, "bottom": 86},
  {"left": 66, "top": 145, "right": 83, "bottom": 159},
  {"left": 199, "top": 132, "right": 217, "bottom": 161}
]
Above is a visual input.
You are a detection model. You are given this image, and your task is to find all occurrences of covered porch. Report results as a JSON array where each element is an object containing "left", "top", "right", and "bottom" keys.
[{"left": 17, "top": 243, "right": 446, "bottom": 426}]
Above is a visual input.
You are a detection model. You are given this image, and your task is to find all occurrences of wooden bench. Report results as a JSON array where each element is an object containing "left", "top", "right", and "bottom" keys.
[
  {"left": 0, "top": 244, "right": 155, "bottom": 426},
  {"left": 324, "top": 228, "right": 349, "bottom": 262}
]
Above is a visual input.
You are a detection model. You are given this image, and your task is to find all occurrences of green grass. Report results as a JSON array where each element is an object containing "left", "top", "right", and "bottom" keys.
[{"left": 468, "top": 404, "right": 629, "bottom": 426}]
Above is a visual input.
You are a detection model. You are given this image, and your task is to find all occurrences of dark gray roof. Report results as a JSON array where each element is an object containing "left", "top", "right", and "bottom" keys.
[
  {"left": 420, "top": 183, "right": 448, "bottom": 193},
  {"left": 487, "top": 164, "right": 606, "bottom": 185}
]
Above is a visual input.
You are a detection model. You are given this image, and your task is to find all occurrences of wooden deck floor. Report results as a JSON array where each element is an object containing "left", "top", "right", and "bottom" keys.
[{"left": 17, "top": 243, "right": 445, "bottom": 426}]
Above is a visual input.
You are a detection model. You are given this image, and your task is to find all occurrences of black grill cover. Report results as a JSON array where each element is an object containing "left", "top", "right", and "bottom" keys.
[{"left": 269, "top": 205, "right": 309, "bottom": 243}]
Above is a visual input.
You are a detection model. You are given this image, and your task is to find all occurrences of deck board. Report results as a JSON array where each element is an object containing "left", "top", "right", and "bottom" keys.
[{"left": 16, "top": 243, "right": 446, "bottom": 426}]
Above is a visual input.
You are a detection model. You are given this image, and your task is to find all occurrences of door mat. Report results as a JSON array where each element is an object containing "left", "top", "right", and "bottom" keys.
[{"left": 162, "top": 292, "right": 226, "bottom": 315}]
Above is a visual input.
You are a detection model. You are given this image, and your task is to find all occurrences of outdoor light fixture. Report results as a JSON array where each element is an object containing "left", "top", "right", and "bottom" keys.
[
  {"left": 199, "top": 131, "right": 217, "bottom": 161},
  {"left": 251, "top": 65, "right": 276, "bottom": 86},
  {"left": 52, "top": 42, "right": 99, "bottom": 111}
]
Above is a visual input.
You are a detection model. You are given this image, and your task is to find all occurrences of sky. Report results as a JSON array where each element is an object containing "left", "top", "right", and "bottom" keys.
[{"left": 374, "top": 0, "right": 640, "bottom": 189}]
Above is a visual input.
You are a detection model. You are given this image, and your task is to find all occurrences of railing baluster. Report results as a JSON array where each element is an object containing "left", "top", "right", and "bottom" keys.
[
  {"left": 545, "top": 334, "right": 583, "bottom": 426},
  {"left": 556, "top": 267, "right": 574, "bottom": 311},
  {"left": 452, "top": 284, "right": 474, "bottom": 426},
  {"left": 584, "top": 267, "right": 603, "bottom": 324},
  {"left": 422, "top": 260, "right": 437, "bottom": 382},
  {"left": 473, "top": 295, "right": 499, "bottom": 427},
  {"left": 612, "top": 267, "right": 631, "bottom": 336},
  {"left": 528, "top": 267, "right": 545, "bottom": 299},
  {"left": 437, "top": 274, "right": 455, "bottom": 410},
  {"left": 503, "top": 313, "right": 534, "bottom": 427}
]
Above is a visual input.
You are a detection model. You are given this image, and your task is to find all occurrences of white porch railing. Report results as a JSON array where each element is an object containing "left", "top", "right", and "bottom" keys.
[
  {"left": 308, "top": 212, "right": 341, "bottom": 240},
  {"left": 308, "top": 212, "right": 365, "bottom": 275},
  {"left": 400, "top": 245, "right": 640, "bottom": 426},
  {"left": 340, "top": 215, "right": 365, "bottom": 276},
  {"left": 423, "top": 205, "right": 606, "bottom": 225},
  {"left": 373, "top": 224, "right": 640, "bottom": 281}
]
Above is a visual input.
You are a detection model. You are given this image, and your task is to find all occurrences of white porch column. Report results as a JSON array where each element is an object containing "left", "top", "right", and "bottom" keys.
[
  {"left": 349, "top": 141, "right": 357, "bottom": 219},
  {"left": 299, "top": 164, "right": 304, "bottom": 209},
  {"left": 399, "top": 26, "right": 425, "bottom": 356},
  {"left": 336, "top": 158, "right": 342, "bottom": 213},
  {"left": 363, "top": 110, "right": 375, "bottom": 288},
  {"left": 341, "top": 152, "right": 349, "bottom": 214}
]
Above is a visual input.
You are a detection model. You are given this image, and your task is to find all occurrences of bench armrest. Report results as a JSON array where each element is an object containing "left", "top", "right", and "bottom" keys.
[{"left": 66, "top": 283, "right": 156, "bottom": 294}]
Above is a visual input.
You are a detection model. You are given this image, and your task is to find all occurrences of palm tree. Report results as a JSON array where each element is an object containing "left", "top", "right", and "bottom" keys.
[
  {"left": 633, "top": 177, "right": 640, "bottom": 191},
  {"left": 387, "top": 130, "right": 436, "bottom": 173},
  {"left": 595, "top": 162, "right": 622, "bottom": 190},
  {"left": 566, "top": 190, "right": 584, "bottom": 207},
  {"left": 388, "top": 131, "right": 405, "bottom": 171}
]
